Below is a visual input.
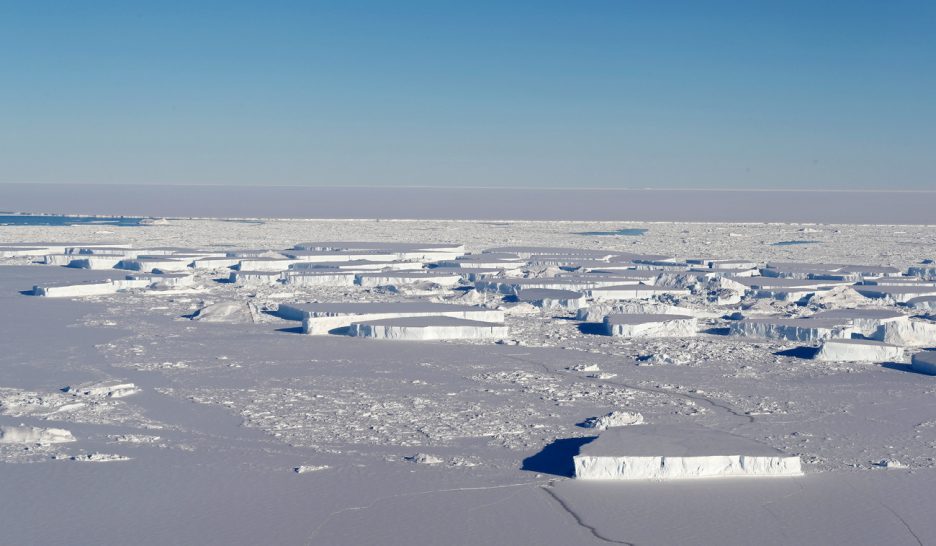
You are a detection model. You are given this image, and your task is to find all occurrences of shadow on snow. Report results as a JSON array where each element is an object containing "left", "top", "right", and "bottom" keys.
[{"left": 521, "top": 436, "right": 597, "bottom": 477}]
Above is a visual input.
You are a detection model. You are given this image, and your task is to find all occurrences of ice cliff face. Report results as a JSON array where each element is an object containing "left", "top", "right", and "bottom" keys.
[{"left": 574, "top": 425, "right": 802, "bottom": 480}]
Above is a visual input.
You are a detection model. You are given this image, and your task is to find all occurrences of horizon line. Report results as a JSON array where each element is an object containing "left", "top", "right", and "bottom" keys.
[{"left": 1, "top": 181, "right": 935, "bottom": 194}]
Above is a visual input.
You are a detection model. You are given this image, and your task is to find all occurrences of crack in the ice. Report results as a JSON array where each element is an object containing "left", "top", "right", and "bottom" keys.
[
  {"left": 866, "top": 495, "right": 924, "bottom": 546},
  {"left": 875, "top": 500, "right": 923, "bottom": 546},
  {"left": 540, "top": 482, "right": 635, "bottom": 545},
  {"left": 843, "top": 477, "right": 923, "bottom": 546}
]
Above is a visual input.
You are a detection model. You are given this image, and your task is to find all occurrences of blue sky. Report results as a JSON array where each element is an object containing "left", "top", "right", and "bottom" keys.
[{"left": 1, "top": 1, "right": 934, "bottom": 188}]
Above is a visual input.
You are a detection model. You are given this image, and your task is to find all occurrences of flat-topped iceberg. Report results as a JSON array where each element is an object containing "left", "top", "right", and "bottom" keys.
[
  {"left": 911, "top": 352, "right": 936, "bottom": 375},
  {"left": 63, "top": 380, "right": 140, "bottom": 398},
  {"left": 603, "top": 314, "right": 697, "bottom": 338},
  {"left": 814, "top": 339, "right": 904, "bottom": 362},
  {"left": 574, "top": 425, "right": 802, "bottom": 480},
  {"left": 516, "top": 288, "right": 587, "bottom": 310},
  {"left": 355, "top": 271, "right": 462, "bottom": 288},
  {"left": 854, "top": 285, "right": 936, "bottom": 304},
  {"left": 0, "top": 425, "right": 76, "bottom": 444},
  {"left": 730, "top": 318, "right": 851, "bottom": 341},
  {"left": 870, "top": 319, "right": 936, "bottom": 347},
  {"left": 810, "top": 308, "right": 908, "bottom": 336},
  {"left": 282, "top": 271, "right": 357, "bottom": 287},
  {"left": 347, "top": 316, "right": 507, "bottom": 340},
  {"left": 278, "top": 302, "right": 505, "bottom": 335}
]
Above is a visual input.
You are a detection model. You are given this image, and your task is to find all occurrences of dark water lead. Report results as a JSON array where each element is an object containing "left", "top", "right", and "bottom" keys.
[
  {"left": 0, "top": 215, "right": 147, "bottom": 227},
  {"left": 576, "top": 228, "right": 648, "bottom": 236},
  {"left": 771, "top": 240, "right": 822, "bottom": 246}
]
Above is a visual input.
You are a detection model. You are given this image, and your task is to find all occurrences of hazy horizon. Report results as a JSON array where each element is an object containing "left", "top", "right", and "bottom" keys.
[{"left": 2, "top": 183, "right": 935, "bottom": 224}]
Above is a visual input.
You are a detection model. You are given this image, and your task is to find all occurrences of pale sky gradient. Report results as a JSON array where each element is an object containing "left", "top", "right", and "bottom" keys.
[{"left": 1, "top": 1, "right": 934, "bottom": 189}]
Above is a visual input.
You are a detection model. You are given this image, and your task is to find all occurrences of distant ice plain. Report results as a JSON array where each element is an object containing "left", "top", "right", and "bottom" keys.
[{"left": 2, "top": 183, "right": 935, "bottom": 224}]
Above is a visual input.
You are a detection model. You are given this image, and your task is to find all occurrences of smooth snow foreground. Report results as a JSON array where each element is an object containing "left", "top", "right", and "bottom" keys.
[{"left": 574, "top": 425, "right": 803, "bottom": 480}]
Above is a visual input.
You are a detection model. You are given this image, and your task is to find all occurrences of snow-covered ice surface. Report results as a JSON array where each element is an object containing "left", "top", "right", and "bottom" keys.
[
  {"left": 1, "top": 217, "right": 936, "bottom": 545},
  {"left": 573, "top": 424, "right": 802, "bottom": 480}
]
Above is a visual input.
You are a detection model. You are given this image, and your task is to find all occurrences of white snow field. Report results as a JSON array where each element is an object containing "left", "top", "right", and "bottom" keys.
[{"left": 2, "top": 215, "right": 936, "bottom": 545}]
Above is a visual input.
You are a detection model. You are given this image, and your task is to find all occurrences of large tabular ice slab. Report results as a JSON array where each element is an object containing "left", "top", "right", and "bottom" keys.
[
  {"left": 515, "top": 288, "right": 587, "bottom": 310},
  {"left": 483, "top": 246, "right": 621, "bottom": 259},
  {"left": 282, "top": 271, "right": 357, "bottom": 287},
  {"left": 862, "top": 277, "right": 936, "bottom": 287},
  {"left": 756, "top": 287, "right": 825, "bottom": 303},
  {"left": 278, "top": 302, "right": 505, "bottom": 335},
  {"left": 907, "top": 296, "right": 936, "bottom": 313},
  {"left": 347, "top": 316, "right": 507, "bottom": 340},
  {"left": 32, "top": 279, "right": 121, "bottom": 297},
  {"left": 65, "top": 255, "right": 125, "bottom": 269},
  {"left": 588, "top": 285, "right": 689, "bottom": 301},
  {"left": 190, "top": 302, "right": 255, "bottom": 323},
  {"left": 63, "top": 380, "right": 140, "bottom": 398},
  {"left": 576, "top": 302, "right": 713, "bottom": 321},
  {"left": 39, "top": 254, "right": 75, "bottom": 266},
  {"left": 437, "top": 259, "right": 526, "bottom": 272},
  {"left": 284, "top": 250, "right": 403, "bottom": 263},
  {"left": 911, "top": 351, "right": 936, "bottom": 375},
  {"left": 814, "top": 339, "right": 904, "bottom": 362},
  {"left": 870, "top": 319, "right": 936, "bottom": 347},
  {"left": 689, "top": 258, "right": 760, "bottom": 270},
  {"left": 810, "top": 308, "right": 908, "bottom": 336},
  {"left": 118, "top": 257, "right": 193, "bottom": 272},
  {"left": 292, "top": 241, "right": 465, "bottom": 261},
  {"left": 235, "top": 257, "right": 300, "bottom": 271},
  {"left": 126, "top": 272, "right": 195, "bottom": 289},
  {"left": 354, "top": 271, "right": 462, "bottom": 288},
  {"left": 0, "top": 246, "right": 55, "bottom": 258},
  {"left": 735, "top": 276, "right": 850, "bottom": 290},
  {"left": 854, "top": 285, "right": 936, "bottom": 304},
  {"left": 908, "top": 265, "right": 936, "bottom": 280},
  {"left": 603, "top": 314, "right": 697, "bottom": 338},
  {"left": 191, "top": 256, "right": 243, "bottom": 270},
  {"left": 730, "top": 318, "right": 851, "bottom": 341},
  {"left": 573, "top": 425, "right": 802, "bottom": 480},
  {"left": 476, "top": 277, "right": 643, "bottom": 295},
  {"left": 228, "top": 270, "right": 283, "bottom": 285},
  {"left": 31, "top": 278, "right": 150, "bottom": 297},
  {"left": 290, "top": 260, "right": 420, "bottom": 272},
  {"left": 426, "top": 266, "right": 507, "bottom": 281},
  {"left": 0, "top": 425, "right": 76, "bottom": 444},
  {"left": 759, "top": 262, "right": 900, "bottom": 281}
]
